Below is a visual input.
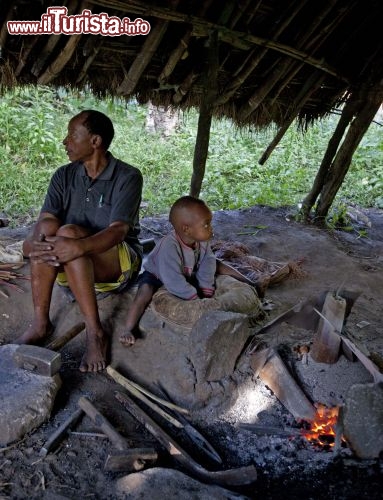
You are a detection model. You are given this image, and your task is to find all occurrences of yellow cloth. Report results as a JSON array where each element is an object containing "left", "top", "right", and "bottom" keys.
[{"left": 56, "top": 242, "right": 140, "bottom": 293}]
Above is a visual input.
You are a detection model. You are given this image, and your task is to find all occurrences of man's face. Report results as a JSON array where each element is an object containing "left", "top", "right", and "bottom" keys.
[{"left": 63, "top": 114, "right": 95, "bottom": 163}]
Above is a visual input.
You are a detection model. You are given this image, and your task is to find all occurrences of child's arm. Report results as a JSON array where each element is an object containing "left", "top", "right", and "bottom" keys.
[
  {"left": 146, "top": 236, "right": 199, "bottom": 300},
  {"left": 195, "top": 243, "right": 216, "bottom": 297}
]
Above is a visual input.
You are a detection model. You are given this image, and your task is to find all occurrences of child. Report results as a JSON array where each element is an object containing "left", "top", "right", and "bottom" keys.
[{"left": 120, "top": 196, "right": 216, "bottom": 346}]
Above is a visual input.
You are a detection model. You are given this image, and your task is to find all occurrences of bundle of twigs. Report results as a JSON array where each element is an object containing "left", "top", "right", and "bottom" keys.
[{"left": 0, "top": 263, "right": 29, "bottom": 298}]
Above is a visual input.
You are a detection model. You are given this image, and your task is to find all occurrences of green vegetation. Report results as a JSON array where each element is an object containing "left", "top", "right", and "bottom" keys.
[{"left": 0, "top": 86, "right": 382, "bottom": 226}]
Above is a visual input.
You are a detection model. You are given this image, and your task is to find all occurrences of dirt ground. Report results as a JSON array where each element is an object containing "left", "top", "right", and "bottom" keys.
[{"left": 0, "top": 204, "right": 383, "bottom": 499}]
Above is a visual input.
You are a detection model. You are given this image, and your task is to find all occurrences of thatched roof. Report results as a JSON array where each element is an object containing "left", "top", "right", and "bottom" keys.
[{"left": 1, "top": 0, "right": 382, "bottom": 129}]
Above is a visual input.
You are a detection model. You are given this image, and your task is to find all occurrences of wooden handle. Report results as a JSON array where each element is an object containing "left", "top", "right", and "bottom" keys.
[
  {"left": 78, "top": 396, "right": 127, "bottom": 451},
  {"left": 46, "top": 322, "right": 85, "bottom": 351},
  {"left": 40, "top": 408, "right": 83, "bottom": 456}
]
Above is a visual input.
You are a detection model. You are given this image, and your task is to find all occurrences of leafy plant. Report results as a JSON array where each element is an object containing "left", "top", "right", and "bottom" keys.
[{"left": 0, "top": 86, "right": 382, "bottom": 227}]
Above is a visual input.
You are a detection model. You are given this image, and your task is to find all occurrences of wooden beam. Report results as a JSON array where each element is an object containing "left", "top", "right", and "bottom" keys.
[
  {"left": 300, "top": 91, "right": 358, "bottom": 219},
  {"left": 215, "top": 0, "right": 309, "bottom": 106},
  {"left": 250, "top": 347, "right": 317, "bottom": 421},
  {"left": 14, "top": 36, "right": 40, "bottom": 77},
  {"left": 89, "top": 0, "right": 348, "bottom": 81},
  {"left": 258, "top": 71, "right": 325, "bottom": 165},
  {"left": 190, "top": 30, "right": 219, "bottom": 197},
  {"left": 239, "top": 0, "right": 342, "bottom": 120},
  {"left": 31, "top": 0, "right": 79, "bottom": 78},
  {"left": 117, "top": 0, "right": 179, "bottom": 96},
  {"left": 310, "top": 292, "right": 346, "bottom": 364},
  {"left": 0, "top": 2, "right": 16, "bottom": 53},
  {"left": 172, "top": 70, "right": 199, "bottom": 104},
  {"left": 315, "top": 81, "right": 383, "bottom": 219},
  {"left": 158, "top": 0, "right": 213, "bottom": 85},
  {"left": 76, "top": 36, "right": 103, "bottom": 84},
  {"left": 37, "top": 34, "right": 82, "bottom": 85}
]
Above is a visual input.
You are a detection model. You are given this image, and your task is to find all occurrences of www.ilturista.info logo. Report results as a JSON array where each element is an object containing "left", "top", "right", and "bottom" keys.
[{"left": 7, "top": 6, "right": 151, "bottom": 36}]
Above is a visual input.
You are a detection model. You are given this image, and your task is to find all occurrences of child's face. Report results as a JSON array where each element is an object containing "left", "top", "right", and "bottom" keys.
[{"left": 185, "top": 206, "right": 213, "bottom": 243}]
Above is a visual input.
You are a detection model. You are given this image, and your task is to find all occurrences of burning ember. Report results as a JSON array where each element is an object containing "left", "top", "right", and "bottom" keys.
[{"left": 302, "top": 404, "right": 340, "bottom": 448}]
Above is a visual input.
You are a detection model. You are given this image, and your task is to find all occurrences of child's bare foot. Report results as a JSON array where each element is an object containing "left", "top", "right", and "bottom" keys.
[
  {"left": 15, "top": 321, "right": 54, "bottom": 345},
  {"left": 119, "top": 331, "right": 136, "bottom": 346},
  {"left": 79, "top": 330, "right": 108, "bottom": 373}
]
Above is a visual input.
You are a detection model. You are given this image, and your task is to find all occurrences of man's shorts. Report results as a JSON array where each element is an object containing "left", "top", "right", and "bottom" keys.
[{"left": 56, "top": 241, "right": 141, "bottom": 294}]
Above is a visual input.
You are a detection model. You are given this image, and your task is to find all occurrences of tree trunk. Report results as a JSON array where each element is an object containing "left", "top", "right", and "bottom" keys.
[{"left": 315, "top": 84, "right": 383, "bottom": 219}]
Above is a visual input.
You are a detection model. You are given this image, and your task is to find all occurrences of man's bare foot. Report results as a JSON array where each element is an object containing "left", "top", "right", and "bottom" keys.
[
  {"left": 79, "top": 330, "right": 108, "bottom": 373},
  {"left": 14, "top": 321, "right": 54, "bottom": 345},
  {"left": 119, "top": 330, "right": 136, "bottom": 346}
]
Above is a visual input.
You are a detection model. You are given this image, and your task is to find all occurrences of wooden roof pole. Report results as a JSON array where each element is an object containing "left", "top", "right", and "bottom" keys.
[
  {"left": 117, "top": 0, "right": 179, "bottom": 96},
  {"left": 300, "top": 93, "right": 358, "bottom": 219},
  {"left": 314, "top": 81, "right": 383, "bottom": 220},
  {"left": 15, "top": 36, "right": 40, "bottom": 77},
  {"left": 173, "top": 71, "right": 199, "bottom": 105},
  {"left": 37, "top": 34, "right": 82, "bottom": 85},
  {"left": 227, "top": 0, "right": 254, "bottom": 29},
  {"left": 91, "top": 0, "right": 346, "bottom": 80},
  {"left": 239, "top": 0, "right": 340, "bottom": 120},
  {"left": 158, "top": 0, "right": 214, "bottom": 85},
  {"left": 258, "top": 71, "right": 326, "bottom": 165},
  {"left": 171, "top": 2, "right": 232, "bottom": 105},
  {"left": 0, "top": 2, "right": 16, "bottom": 55},
  {"left": 76, "top": 36, "right": 103, "bottom": 84},
  {"left": 270, "top": 0, "right": 354, "bottom": 106},
  {"left": 190, "top": 31, "right": 218, "bottom": 198},
  {"left": 31, "top": 0, "right": 79, "bottom": 77},
  {"left": 37, "top": 0, "right": 89, "bottom": 85},
  {"left": 215, "top": 0, "right": 309, "bottom": 107}
]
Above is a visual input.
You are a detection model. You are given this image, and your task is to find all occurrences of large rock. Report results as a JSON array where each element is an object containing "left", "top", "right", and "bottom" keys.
[
  {"left": 0, "top": 344, "right": 61, "bottom": 446},
  {"left": 111, "top": 276, "right": 262, "bottom": 411},
  {"left": 116, "top": 467, "right": 250, "bottom": 499},
  {"left": 342, "top": 382, "right": 383, "bottom": 459}
]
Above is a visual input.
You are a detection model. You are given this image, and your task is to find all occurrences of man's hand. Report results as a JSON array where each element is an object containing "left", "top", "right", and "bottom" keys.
[
  {"left": 27, "top": 234, "right": 60, "bottom": 266},
  {"left": 43, "top": 236, "right": 85, "bottom": 265}
]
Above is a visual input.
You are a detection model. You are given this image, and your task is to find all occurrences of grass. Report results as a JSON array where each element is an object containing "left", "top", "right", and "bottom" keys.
[{"left": 0, "top": 86, "right": 382, "bottom": 226}]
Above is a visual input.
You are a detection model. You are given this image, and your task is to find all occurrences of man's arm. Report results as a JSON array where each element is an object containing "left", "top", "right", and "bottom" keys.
[{"left": 44, "top": 221, "right": 129, "bottom": 264}]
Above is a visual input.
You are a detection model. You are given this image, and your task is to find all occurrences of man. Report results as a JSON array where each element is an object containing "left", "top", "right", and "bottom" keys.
[{"left": 17, "top": 110, "right": 143, "bottom": 373}]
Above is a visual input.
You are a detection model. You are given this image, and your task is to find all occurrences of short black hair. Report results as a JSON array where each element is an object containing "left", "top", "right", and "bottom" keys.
[
  {"left": 169, "top": 196, "right": 209, "bottom": 226},
  {"left": 80, "top": 110, "right": 114, "bottom": 150}
]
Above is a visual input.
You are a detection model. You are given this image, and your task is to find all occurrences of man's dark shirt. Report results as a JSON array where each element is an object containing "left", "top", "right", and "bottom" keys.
[{"left": 41, "top": 153, "right": 143, "bottom": 255}]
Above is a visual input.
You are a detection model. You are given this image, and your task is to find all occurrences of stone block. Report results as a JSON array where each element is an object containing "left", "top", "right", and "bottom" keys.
[
  {"left": 342, "top": 382, "right": 383, "bottom": 458},
  {"left": 0, "top": 345, "right": 61, "bottom": 446}
]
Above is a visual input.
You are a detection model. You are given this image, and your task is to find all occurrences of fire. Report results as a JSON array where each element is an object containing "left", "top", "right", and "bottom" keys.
[{"left": 302, "top": 404, "right": 339, "bottom": 447}]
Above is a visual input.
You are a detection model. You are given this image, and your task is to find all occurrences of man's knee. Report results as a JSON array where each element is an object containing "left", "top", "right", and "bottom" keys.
[{"left": 57, "top": 224, "right": 90, "bottom": 239}]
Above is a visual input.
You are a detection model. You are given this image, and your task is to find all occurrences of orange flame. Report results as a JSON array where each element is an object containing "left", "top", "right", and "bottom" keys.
[{"left": 302, "top": 404, "right": 339, "bottom": 447}]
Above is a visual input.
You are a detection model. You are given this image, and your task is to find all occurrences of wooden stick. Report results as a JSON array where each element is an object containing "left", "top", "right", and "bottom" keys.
[
  {"left": 215, "top": 0, "right": 309, "bottom": 106},
  {"left": 37, "top": 33, "right": 82, "bottom": 85},
  {"left": 78, "top": 396, "right": 127, "bottom": 451},
  {"left": 106, "top": 366, "right": 189, "bottom": 415},
  {"left": 117, "top": 0, "right": 179, "bottom": 96},
  {"left": 104, "top": 448, "right": 158, "bottom": 472},
  {"left": 340, "top": 337, "right": 383, "bottom": 384},
  {"left": 115, "top": 391, "right": 258, "bottom": 486},
  {"left": 251, "top": 347, "right": 317, "bottom": 421},
  {"left": 40, "top": 409, "right": 83, "bottom": 457},
  {"left": 45, "top": 322, "right": 85, "bottom": 351},
  {"left": 91, "top": 0, "right": 348, "bottom": 80}
]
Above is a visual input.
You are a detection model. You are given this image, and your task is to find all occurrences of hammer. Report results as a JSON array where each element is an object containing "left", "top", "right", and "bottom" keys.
[{"left": 13, "top": 322, "right": 85, "bottom": 377}]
